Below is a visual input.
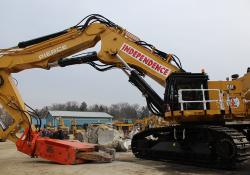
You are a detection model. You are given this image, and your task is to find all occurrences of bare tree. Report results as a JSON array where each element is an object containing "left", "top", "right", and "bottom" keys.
[
  {"left": 79, "top": 101, "right": 87, "bottom": 111},
  {"left": 65, "top": 101, "right": 79, "bottom": 111},
  {"left": 49, "top": 101, "right": 80, "bottom": 111},
  {"left": 88, "top": 104, "right": 108, "bottom": 113},
  {"left": 107, "top": 103, "right": 143, "bottom": 120},
  {"left": 138, "top": 106, "right": 150, "bottom": 119}
]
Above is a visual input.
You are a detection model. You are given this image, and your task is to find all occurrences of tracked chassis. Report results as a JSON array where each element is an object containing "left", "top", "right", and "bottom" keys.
[{"left": 131, "top": 125, "right": 250, "bottom": 169}]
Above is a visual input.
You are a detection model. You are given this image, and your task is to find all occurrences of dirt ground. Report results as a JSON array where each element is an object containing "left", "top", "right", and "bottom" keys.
[{"left": 0, "top": 141, "right": 250, "bottom": 175}]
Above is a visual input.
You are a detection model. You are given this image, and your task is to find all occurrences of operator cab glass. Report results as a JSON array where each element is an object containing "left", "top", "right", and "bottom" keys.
[{"left": 164, "top": 73, "right": 209, "bottom": 111}]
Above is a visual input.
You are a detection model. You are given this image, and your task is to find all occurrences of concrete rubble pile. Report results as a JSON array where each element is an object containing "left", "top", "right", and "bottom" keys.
[{"left": 75, "top": 124, "right": 132, "bottom": 152}]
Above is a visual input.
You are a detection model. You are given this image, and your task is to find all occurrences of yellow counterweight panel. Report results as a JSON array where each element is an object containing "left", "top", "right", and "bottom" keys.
[{"left": 208, "top": 78, "right": 247, "bottom": 117}]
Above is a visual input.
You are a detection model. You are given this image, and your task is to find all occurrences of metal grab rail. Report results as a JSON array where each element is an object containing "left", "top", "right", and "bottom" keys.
[
  {"left": 243, "top": 89, "right": 250, "bottom": 97},
  {"left": 244, "top": 89, "right": 250, "bottom": 104},
  {"left": 178, "top": 89, "right": 224, "bottom": 111}
]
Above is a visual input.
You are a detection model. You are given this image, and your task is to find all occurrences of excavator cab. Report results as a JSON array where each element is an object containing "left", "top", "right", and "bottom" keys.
[{"left": 165, "top": 72, "right": 209, "bottom": 112}]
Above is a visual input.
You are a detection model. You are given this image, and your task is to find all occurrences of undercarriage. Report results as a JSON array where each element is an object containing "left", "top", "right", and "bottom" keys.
[{"left": 131, "top": 124, "right": 250, "bottom": 169}]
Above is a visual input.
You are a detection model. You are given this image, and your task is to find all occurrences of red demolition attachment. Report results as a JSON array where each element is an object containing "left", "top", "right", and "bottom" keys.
[{"left": 16, "top": 129, "right": 114, "bottom": 164}]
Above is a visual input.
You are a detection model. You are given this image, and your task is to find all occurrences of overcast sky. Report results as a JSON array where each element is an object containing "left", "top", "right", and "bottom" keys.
[{"left": 1, "top": 0, "right": 250, "bottom": 109}]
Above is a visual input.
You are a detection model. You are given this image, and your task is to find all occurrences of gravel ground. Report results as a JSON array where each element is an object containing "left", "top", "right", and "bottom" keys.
[{"left": 0, "top": 141, "right": 249, "bottom": 175}]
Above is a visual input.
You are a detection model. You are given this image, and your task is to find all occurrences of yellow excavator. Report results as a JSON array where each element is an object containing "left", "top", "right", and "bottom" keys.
[{"left": 0, "top": 14, "right": 249, "bottom": 168}]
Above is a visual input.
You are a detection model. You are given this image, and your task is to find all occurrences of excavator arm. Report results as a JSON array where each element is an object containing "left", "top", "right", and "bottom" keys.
[
  {"left": 0, "top": 22, "right": 105, "bottom": 142},
  {"left": 0, "top": 15, "right": 180, "bottom": 142},
  {"left": 0, "top": 14, "right": 180, "bottom": 164}
]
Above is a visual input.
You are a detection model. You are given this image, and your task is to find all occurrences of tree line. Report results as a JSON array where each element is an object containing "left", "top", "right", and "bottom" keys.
[{"left": 39, "top": 101, "right": 150, "bottom": 120}]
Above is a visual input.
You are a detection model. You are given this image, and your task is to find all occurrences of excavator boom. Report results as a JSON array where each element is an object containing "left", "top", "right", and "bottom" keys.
[{"left": 0, "top": 14, "right": 179, "bottom": 164}]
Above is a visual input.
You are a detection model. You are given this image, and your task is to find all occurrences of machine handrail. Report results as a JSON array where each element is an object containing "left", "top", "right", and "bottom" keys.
[{"left": 178, "top": 89, "right": 224, "bottom": 111}]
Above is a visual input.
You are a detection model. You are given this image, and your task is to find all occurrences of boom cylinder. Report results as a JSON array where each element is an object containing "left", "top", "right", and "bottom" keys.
[{"left": 58, "top": 52, "right": 98, "bottom": 67}]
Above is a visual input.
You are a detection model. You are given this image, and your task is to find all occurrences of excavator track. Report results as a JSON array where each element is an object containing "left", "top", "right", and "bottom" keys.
[{"left": 131, "top": 125, "right": 250, "bottom": 169}]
